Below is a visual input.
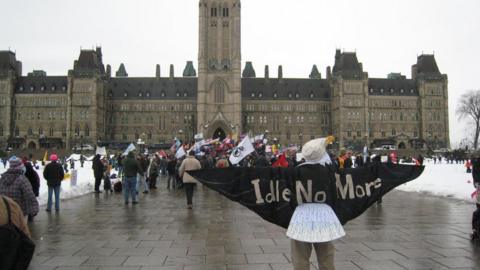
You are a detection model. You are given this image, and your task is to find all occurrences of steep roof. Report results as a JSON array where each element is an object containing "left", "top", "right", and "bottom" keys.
[
  {"left": 15, "top": 76, "right": 68, "bottom": 94},
  {"left": 109, "top": 77, "right": 197, "bottom": 100},
  {"left": 415, "top": 54, "right": 440, "bottom": 74},
  {"left": 242, "top": 78, "right": 331, "bottom": 100},
  {"left": 333, "top": 50, "right": 363, "bottom": 74},
  {"left": 368, "top": 78, "right": 417, "bottom": 96},
  {"left": 73, "top": 49, "right": 105, "bottom": 77},
  {"left": 0, "top": 51, "right": 21, "bottom": 75}
]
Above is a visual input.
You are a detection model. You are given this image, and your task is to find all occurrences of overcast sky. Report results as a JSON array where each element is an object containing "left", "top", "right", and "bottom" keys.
[{"left": 2, "top": 0, "right": 479, "bottom": 147}]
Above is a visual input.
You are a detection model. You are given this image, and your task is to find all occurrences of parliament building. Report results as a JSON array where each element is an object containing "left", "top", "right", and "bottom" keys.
[{"left": 0, "top": 0, "right": 449, "bottom": 151}]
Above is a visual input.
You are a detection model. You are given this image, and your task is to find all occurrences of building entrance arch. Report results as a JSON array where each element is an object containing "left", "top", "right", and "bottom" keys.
[{"left": 213, "top": 128, "right": 226, "bottom": 141}]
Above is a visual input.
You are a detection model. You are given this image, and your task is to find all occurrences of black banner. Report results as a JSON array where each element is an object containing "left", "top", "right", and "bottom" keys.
[{"left": 188, "top": 163, "right": 424, "bottom": 228}]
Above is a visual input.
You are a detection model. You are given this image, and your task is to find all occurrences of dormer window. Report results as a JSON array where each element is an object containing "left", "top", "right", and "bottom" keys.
[
  {"left": 295, "top": 92, "right": 300, "bottom": 99},
  {"left": 251, "top": 93, "right": 255, "bottom": 98},
  {"left": 124, "top": 92, "right": 128, "bottom": 97},
  {"left": 309, "top": 93, "right": 315, "bottom": 99},
  {"left": 273, "top": 92, "right": 278, "bottom": 98},
  {"left": 380, "top": 88, "right": 384, "bottom": 93},
  {"left": 183, "top": 92, "right": 188, "bottom": 97},
  {"left": 161, "top": 91, "right": 166, "bottom": 97},
  {"left": 30, "top": 86, "right": 35, "bottom": 91},
  {"left": 62, "top": 85, "right": 67, "bottom": 91},
  {"left": 19, "top": 86, "right": 24, "bottom": 91},
  {"left": 410, "top": 89, "right": 414, "bottom": 93},
  {"left": 369, "top": 88, "right": 373, "bottom": 93},
  {"left": 40, "top": 86, "right": 45, "bottom": 91},
  {"left": 176, "top": 92, "right": 180, "bottom": 97},
  {"left": 51, "top": 85, "right": 56, "bottom": 91},
  {"left": 390, "top": 88, "right": 394, "bottom": 93},
  {"left": 138, "top": 91, "right": 143, "bottom": 97},
  {"left": 288, "top": 92, "right": 293, "bottom": 99},
  {"left": 146, "top": 92, "right": 151, "bottom": 97},
  {"left": 400, "top": 89, "right": 404, "bottom": 93},
  {"left": 258, "top": 92, "right": 263, "bottom": 98},
  {"left": 108, "top": 91, "right": 113, "bottom": 97}
]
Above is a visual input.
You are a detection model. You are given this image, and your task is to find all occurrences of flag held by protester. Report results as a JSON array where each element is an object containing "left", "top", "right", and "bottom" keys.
[{"left": 229, "top": 135, "right": 255, "bottom": 165}]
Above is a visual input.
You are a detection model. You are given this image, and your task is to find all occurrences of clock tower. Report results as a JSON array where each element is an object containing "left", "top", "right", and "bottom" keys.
[{"left": 197, "top": 0, "right": 242, "bottom": 139}]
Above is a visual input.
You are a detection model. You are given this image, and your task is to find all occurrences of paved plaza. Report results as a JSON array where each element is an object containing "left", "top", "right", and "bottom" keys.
[{"left": 28, "top": 177, "right": 480, "bottom": 270}]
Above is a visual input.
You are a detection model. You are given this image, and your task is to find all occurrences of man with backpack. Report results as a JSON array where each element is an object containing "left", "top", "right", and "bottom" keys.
[{"left": 0, "top": 195, "right": 35, "bottom": 270}]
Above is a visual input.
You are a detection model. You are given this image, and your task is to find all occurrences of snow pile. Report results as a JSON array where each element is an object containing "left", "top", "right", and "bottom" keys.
[{"left": 397, "top": 160, "right": 476, "bottom": 202}]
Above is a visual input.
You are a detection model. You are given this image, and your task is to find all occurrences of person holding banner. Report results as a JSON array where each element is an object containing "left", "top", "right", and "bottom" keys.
[
  {"left": 178, "top": 150, "right": 201, "bottom": 209},
  {"left": 287, "top": 137, "right": 344, "bottom": 270}
]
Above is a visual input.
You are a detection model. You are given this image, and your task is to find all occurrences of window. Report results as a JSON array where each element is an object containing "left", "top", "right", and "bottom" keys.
[
  {"left": 75, "top": 126, "right": 80, "bottom": 136},
  {"left": 295, "top": 92, "right": 300, "bottom": 99},
  {"left": 392, "top": 129, "right": 396, "bottom": 136},
  {"left": 108, "top": 91, "right": 113, "bottom": 97},
  {"left": 357, "top": 131, "right": 361, "bottom": 137},
  {"left": 250, "top": 92, "right": 255, "bottom": 98},
  {"left": 124, "top": 92, "right": 128, "bottom": 97},
  {"left": 15, "top": 127, "right": 19, "bottom": 137},
  {"left": 309, "top": 93, "right": 314, "bottom": 99},
  {"left": 161, "top": 91, "right": 166, "bottom": 97},
  {"left": 122, "top": 134, "right": 127, "bottom": 140},
  {"left": 51, "top": 85, "right": 56, "bottom": 91},
  {"left": 381, "top": 131, "right": 386, "bottom": 137},
  {"left": 183, "top": 92, "right": 188, "bottom": 97},
  {"left": 288, "top": 92, "right": 293, "bottom": 99},
  {"left": 38, "top": 127, "right": 43, "bottom": 135},
  {"left": 273, "top": 92, "right": 278, "bottom": 98},
  {"left": 85, "top": 126, "right": 90, "bottom": 137},
  {"left": 138, "top": 92, "right": 143, "bottom": 97},
  {"left": 211, "top": 7, "right": 217, "bottom": 17},
  {"left": 369, "top": 88, "right": 373, "bottom": 93},
  {"left": 258, "top": 92, "right": 263, "bottom": 98},
  {"left": 213, "top": 79, "right": 226, "bottom": 103},
  {"left": 380, "top": 88, "right": 384, "bottom": 93},
  {"left": 146, "top": 91, "right": 150, "bottom": 97},
  {"left": 223, "top": 7, "right": 229, "bottom": 17},
  {"left": 390, "top": 88, "right": 394, "bottom": 93},
  {"left": 400, "top": 89, "right": 404, "bottom": 93},
  {"left": 62, "top": 85, "right": 67, "bottom": 91},
  {"left": 28, "top": 128, "right": 33, "bottom": 136},
  {"left": 49, "top": 127, "right": 54, "bottom": 137},
  {"left": 19, "top": 86, "right": 24, "bottom": 91},
  {"left": 176, "top": 92, "right": 180, "bottom": 97}
]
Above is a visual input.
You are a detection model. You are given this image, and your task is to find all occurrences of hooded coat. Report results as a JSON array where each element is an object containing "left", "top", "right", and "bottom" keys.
[
  {"left": 24, "top": 162, "right": 40, "bottom": 197},
  {"left": 0, "top": 168, "right": 39, "bottom": 217}
]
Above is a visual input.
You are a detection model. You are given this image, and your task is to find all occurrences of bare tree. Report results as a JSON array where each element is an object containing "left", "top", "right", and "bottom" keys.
[{"left": 457, "top": 90, "right": 480, "bottom": 149}]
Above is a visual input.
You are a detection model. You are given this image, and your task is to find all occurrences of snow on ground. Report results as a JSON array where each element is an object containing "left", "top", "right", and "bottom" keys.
[
  {"left": 0, "top": 160, "right": 119, "bottom": 206},
  {"left": 397, "top": 159, "right": 477, "bottom": 203},
  {"left": 0, "top": 158, "right": 477, "bottom": 206}
]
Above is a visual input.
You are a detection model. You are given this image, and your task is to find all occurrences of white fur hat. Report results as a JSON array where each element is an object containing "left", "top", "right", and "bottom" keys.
[{"left": 302, "top": 138, "right": 328, "bottom": 162}]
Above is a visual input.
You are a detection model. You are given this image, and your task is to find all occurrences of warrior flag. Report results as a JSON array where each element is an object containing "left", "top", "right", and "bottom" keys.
[
  {"left": 229, "top": 135, "right": 255, "bottom": 165},
  {"left": 188, "top": 163, "right": 424, "bottom": 228}
]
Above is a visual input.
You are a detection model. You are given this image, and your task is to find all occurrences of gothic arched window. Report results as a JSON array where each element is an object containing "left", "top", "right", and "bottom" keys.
[{"left": 212, "top": 79, "right": 227, "bottom": 104}]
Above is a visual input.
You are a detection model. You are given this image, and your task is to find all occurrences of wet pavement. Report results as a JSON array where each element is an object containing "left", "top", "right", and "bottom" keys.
[{"left": 28, "top": 177, "right": 480, "bottom": 270}]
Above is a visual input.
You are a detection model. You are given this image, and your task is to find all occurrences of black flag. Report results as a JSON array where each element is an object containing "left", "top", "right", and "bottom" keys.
[{"left": 188, "top": 163, "right": 424, "bottom": 228}]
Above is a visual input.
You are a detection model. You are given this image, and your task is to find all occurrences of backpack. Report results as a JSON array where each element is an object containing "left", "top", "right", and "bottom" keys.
[{"left": 0, "top": 197, "right": 36, "bottom": 270}]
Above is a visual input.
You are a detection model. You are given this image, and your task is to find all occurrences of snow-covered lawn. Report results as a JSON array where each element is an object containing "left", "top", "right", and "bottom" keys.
[{"left": 0, "top": 159, "right": 477, "bottom": 206}]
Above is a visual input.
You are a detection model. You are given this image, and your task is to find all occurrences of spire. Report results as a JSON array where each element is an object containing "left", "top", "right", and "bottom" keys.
[
  {"left": 156, "top": 64, "right": 161, "bottom": 78},
  {"left": 242, "top": 62, "right": 256, "bottom": 78},
  {"left": 116, "top": 63, "right": 128, "bottom": 77},
  {"left": 309, "top": 65, "right": 321, "bottom": 79},
  {"left": 278, "top": 65, "right": 283, "bottom": 79},
  {"left": 264, "top": 65, "right": 269, "bottom": 79},
  {"left": 106, "top": 64, "right": 111, "bottom": 78},
  {"left": 169, "top": 64, "right": 174, "bottom": 78},
  {"left": 183, "top": 61, "right": 197, "bottom": 77}
]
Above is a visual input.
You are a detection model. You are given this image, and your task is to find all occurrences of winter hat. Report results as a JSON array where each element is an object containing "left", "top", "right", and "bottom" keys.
[
  {"left": 50, "top": 154, "right": 58, "bottom": 161},
  {"left": 9, "top": 156, "right": 25, "bottom": 170}
]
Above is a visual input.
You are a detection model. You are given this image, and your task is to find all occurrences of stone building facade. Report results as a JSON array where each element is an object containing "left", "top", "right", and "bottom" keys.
[{"left": 0, "top": 0, "right": 449, "bottom": 151}]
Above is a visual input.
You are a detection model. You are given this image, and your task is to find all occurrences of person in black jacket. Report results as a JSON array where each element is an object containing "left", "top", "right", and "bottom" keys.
[
  {"left": 43, "top": 154, "right": 64, "bottom": 211},
  {"left": 472, "top": 157, "right": 480, "bottom": 188},
  {"left": 166, "top": 157, "right": 177, "bottom": 189},
  {"left": 92, "top": 154, "right": 104, "bottom": 193},
  {"left": 23, "top": 158, "right": 40, "bottom": 221},
  {"left": 472, "top": 204, "right": 480, "bottom": 241}
]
